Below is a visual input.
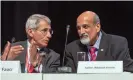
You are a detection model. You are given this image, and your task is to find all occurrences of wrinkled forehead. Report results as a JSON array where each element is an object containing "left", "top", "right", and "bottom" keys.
[
  {"left": 77, "top": 16, "right": 94, "bottom": 26},
  {"left": 37, "top": 20, "right": 51, "bottom": 30}
]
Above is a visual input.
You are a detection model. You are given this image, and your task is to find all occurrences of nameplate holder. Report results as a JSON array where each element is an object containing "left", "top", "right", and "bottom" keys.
[
  {"left": 77, "top": 61, "right": 123, "bottom": 73},
  {"left": 0, "top": 61, "right": 21, "bottom": 73}
]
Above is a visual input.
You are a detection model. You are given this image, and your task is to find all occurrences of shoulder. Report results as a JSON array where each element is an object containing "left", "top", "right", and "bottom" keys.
[
  {"left": 67, "top": 40, "right": 79, "bottom": 47},
  {"left": 107, "top": 34, "right": 128, "bottom": 44},
  {"left": 101, "top": 30, "right": 128, "bottom": 45},
  {"left": 48, "top": 48, "right": 60, "bottom": 57},
  {"left": 105, "top": 34, "right": 129, "bottom": 50}
]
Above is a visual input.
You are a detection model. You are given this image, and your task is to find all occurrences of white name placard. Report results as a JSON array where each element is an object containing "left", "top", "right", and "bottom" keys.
[
  {"left": 0, "top": 61, "right": 21, "bottom": 73},
  {"left": 77, "top": 61, "right": 123, "bottom": 73}
]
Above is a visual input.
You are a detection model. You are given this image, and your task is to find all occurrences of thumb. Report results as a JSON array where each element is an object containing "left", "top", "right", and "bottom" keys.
[
  {"left": 5, "top": 41, "right": 11, "bottom": 51},
  {"left": 2, "top": 41, "right": 11, "bottom": 60}
]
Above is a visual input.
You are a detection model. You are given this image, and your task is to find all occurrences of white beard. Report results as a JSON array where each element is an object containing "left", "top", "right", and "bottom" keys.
[{"left": 80, "top": 37, "right": 90, "bottom": 45}]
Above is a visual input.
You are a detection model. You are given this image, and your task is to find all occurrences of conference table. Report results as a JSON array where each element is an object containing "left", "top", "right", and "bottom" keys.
[{"left": 1, "top": 72, "right": 133, "bottom": 80}]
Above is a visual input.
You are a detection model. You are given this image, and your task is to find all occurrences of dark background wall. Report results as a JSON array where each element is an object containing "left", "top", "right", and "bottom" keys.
[{"left": 1, "top": 1, "right": 133, "bottom": 65}]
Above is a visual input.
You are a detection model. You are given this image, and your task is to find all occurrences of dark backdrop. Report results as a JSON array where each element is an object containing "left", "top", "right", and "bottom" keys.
[{"left": 2, "top": 1, "right": 133, "bottom": 65}]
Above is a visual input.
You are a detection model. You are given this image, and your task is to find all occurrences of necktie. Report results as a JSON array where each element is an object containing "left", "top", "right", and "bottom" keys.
[
  {"left": 26, "top": 51, "right": 39, "bottom": 73},
  {"left": 26, "top": 53, "right": 35, "bottom": 73},
  {"left": 27, "top": 63, "right": 34, "bottom": 73},
  {"left": 89, "top": 47, "right": 96, "bottom": 61}
]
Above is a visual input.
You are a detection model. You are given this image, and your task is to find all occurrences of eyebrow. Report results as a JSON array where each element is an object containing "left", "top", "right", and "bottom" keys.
[
  {"left": 41, "top": 28, "right": 52, "bottom": 31},
  {"left": 77, "top": 24, "right": 90, "bottom": 27}
]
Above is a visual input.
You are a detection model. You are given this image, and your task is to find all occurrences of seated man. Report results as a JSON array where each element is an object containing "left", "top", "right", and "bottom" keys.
[
  {"left": 1, "top": 14, "right": 60, "bottom": 73},
  {"left": 65, "top": 11, "right": 133, "bottom": 73}
]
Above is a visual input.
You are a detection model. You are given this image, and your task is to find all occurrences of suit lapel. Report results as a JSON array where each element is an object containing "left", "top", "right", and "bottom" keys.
[
  {"left": 41, "top": 48, "right": 50, "bottom": 73},
  {"left": 14, "top": 41, "right": 27, "bottom": 73},
  {"left": 20, "top": 41, "right": 27, "bottom": 64},
  {"left": 96, "top": 31, "right": 111, "bottom": 60}
]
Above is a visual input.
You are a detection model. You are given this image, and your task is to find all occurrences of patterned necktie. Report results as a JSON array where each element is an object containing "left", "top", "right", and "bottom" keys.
[{"left": 89, "top": 47, "right": 96, "bottom": 61}]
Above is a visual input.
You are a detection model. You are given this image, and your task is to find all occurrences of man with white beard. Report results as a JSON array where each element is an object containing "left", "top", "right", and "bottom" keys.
[{"left": 64, "top": 11, "right": 133, "bottom": 73}]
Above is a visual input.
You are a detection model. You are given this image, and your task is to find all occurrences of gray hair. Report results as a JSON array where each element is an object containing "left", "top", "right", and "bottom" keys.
[
  {"left": 25, "top": 14, "right": 51, "bottom": 29},
  {"left": 93, "top": 13, "right": 100, "bottom": 24}
]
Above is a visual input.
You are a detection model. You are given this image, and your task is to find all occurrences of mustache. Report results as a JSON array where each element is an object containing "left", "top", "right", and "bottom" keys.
[{"left": 80, "top": 33, "right": 88, "bottom": 38}]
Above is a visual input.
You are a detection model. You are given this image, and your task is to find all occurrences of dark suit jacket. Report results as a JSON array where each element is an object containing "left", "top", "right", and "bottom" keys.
[
  {"left": 10, "top": 40, "right": 60, "bottom": 73},
  {"left": 65, "top": 31, "right": 133, "bottom": 73}
]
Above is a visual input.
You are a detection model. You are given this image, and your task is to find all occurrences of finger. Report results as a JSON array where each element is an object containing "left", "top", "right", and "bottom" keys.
[
  {"left": 2, "top": 41, "right": 11, "bottom": 60},
  {"left": 11, "top": 45, "right": 24, "bottom": 49},
  {"left": 8, "top": 51, "right": 22, "bottom": 59},
  {"left": 13, "top": 51, "right": 23, "bottom": 55},
  {"left": 7, "top": 47, "right": 24, "bottom": 60},
  {"left": 7, "top": 50, "right": 23, "bottom": 60},
  {"left": 10, "top": 47, "right": 24, "bottom": 52},
  {"left": 4, "top": 41, "right": 10, "bottom": 48},
  {"left": 3, "top": 41, "right": 11, "bottom": 53}
]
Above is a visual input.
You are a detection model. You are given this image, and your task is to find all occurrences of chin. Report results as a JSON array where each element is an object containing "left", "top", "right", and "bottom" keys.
[
  {"left": 43, "top": 43, "right": 48, "bottom": 47},
  {"left": 80, "top": 38, "right": 90, "bottom": 45},
  {"left": 38, "top": 43, "right": 48, "bottom": 48}
]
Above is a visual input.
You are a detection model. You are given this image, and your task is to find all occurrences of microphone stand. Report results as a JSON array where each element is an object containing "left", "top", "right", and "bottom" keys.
[{"left": 57, "top": 25, "right": 72, "bottom": 73}]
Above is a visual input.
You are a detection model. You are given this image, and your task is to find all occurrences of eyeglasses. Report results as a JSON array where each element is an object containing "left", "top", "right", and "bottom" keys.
[
  {"left": 31, "top": 27, "right": 53, "bottom": 36},
  {"left": 39, "top": 28, "right": 53, "bottom": 36}
]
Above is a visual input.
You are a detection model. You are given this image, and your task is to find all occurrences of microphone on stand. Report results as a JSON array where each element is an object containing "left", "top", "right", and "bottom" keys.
[
  {"left": 57, "top": 25, "right": 72, "bottom": 73},
  {"left": 62, "top": 25, "right": 70, "bottom": 66}
]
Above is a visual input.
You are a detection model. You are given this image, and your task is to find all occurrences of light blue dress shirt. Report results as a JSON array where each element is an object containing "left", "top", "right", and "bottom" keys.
[{"left": 87, "top": 31, "right": 102, "bottom": 61}]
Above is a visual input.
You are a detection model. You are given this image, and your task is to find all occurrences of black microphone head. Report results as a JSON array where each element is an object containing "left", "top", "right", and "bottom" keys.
[{"left": 11, "top": 37, "right": 16, "bottom": 43}]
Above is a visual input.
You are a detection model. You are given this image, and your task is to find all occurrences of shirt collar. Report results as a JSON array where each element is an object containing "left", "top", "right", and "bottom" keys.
[{"left": 88, "top": 31, "right": 102, "bottom": 50}]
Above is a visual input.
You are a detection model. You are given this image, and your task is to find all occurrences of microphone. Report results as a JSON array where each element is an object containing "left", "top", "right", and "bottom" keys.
[
  {"left": 66, "top": 25, "right": 70, "bottom": 35},
  {"left": 11, "top": 37, "right": 16, "bottom": 43},
  {"left": 57, "top": 25, "right": 72, "bottom": 73},
  {"left": 62, "top": 25, "right": 70, "bottom": 66}
]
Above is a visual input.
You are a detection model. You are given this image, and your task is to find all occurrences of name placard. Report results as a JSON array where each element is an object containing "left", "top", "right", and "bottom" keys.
[
  {"left": 0, "top": 61, "right": 21, "bottom": 73},
  {"left": 77, "top": 61, "right": 123, "bottom": 73}
]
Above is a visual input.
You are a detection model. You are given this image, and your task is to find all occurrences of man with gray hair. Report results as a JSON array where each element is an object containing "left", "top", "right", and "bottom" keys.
[
  {"left": 1, "top": 14, "right": 60, "bottom": 73},
  {"left": 65, "top": 11, "right": 133, "bottom": 73}
]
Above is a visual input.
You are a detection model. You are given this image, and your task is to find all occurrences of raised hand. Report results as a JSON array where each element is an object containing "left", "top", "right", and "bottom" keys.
[{"left": 1, "top": 41, "right": 24, "bottom": 60}]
